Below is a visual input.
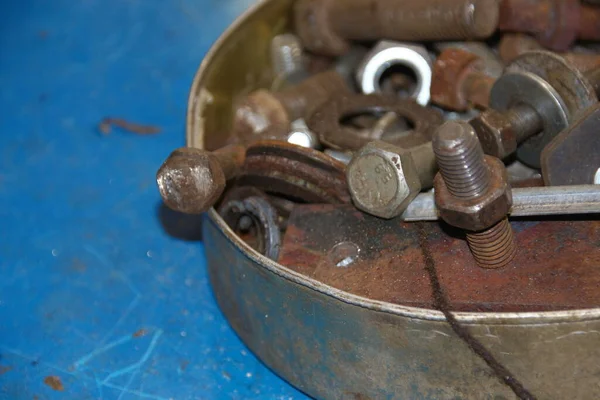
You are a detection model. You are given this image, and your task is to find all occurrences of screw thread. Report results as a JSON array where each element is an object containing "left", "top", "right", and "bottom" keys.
[
  {"left": 467, "top": 218, "right": 517, "bottom": 269},
  {"left": 271, "top": 34, "right": 304, "bottom": 77},
  {"left": 433, "top": 121, "right": 490, "bottom": 199}
]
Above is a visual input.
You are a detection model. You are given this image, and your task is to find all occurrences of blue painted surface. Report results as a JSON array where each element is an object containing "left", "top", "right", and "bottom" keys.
[{"left": 0, "top": 1, "right": 307, "bottom": 399}]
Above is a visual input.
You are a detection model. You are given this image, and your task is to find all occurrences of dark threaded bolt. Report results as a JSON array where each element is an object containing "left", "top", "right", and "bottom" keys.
[
  {"left": 433, "top": 121, "right": 516, "bottom": 269},
  {"left": 295, "top": 0, "right": 499, "bottom": 56},
  {"left": 156, "top": 145, "right": 246, "bottom": 215},
  {"left": 433, "top": 121, "right": 490, "bottom": 199},
  {"left": 504, "top": 103, "right": 543, "bottom": 143}
]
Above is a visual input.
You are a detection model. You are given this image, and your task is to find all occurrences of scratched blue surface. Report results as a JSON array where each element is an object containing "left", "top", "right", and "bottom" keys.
[{"left": 0, "top": 1, "right": 307, "bottom": 399}]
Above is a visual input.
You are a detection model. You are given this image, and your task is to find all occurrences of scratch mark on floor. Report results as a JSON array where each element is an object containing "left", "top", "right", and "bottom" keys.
[
  {"left": 101, "top": 329, "right": 163, "bottom": 384},
  {"left": 98, "top": 295, "right": 141, "bottom": 345},
  {"left": 72, "top": 334, "right": 132, "bottom": 370},
  {"left": 103, "top": 381, "right": 169, "bottom": 400},
  {"left": 116, "top": 370, "right": 139, "bottom": 400}
]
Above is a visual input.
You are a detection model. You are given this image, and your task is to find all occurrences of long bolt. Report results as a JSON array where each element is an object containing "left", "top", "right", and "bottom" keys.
[
  {"left": 499, "top": 33, "right": 600, "bottom": 72},
  {"left": 498, "top": 0, "right": 600, "bottom": 51},
  {"left": 156, "top": 145, "right": 245, "bottom": 215},
  {"left": 471, "top": 67, "right": 600, "bottom": 160},
  {"left": 433, "top": 122, "right": 516, "bottom": 268},
  {"left": 294, "top": 0, "right": 499, "bottom": 56}
]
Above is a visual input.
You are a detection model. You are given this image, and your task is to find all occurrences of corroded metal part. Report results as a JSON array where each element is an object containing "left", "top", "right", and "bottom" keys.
[{"left": 186, "top": 0, "right": 600, "bottom": 398}]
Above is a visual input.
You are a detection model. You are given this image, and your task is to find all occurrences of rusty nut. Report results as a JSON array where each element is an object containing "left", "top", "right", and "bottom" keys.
[
  {"left": 435, "top": 156, "right": 513, "bottom": 231},
  {"left": 347, "top": 141, "right": 421, "bottom": 219},
  {"left": 470, "top": 109, "right": 517, "bottom": 159},
  {"left": 232, "top": 90, "right": 290, "bottom": 143},
  {"left": 431, "top": 48, "right": 484, "bottom": 111}
]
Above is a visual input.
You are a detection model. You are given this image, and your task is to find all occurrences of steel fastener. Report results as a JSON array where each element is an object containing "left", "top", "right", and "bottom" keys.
[
  {"left": 218, "top": 196, "right": 282, "bottom": 260},
  {"left": 310, "top": 93, "right": 443, "bottom": 151},
  {"left": 433, "top": 121, "right": 516, "bottom": 269},
  {"left": 356, "top": 41, "right": 433, "bottom": 105},
  {"left": 233, "top": 69, "right": 350, "bottom": 143},
  {"left": 470, "top": 51, "right": 598, "bottom": 168},
  {"left": 434, "top": 41, "right": 504, "bottom": 78},
  {"left": 156, "top": 145, "right": 246, "bottom": 214},
  {"left": 294, "top": 0, "right": 500, "bottom": 56},
  {"left": 499, "top": 33, "right": 600, "bottom": 72},
  {"left": 498, "top": 0, "right": 600, "bottom": 51},
  {"left": 347, "top": 141, "right": 437, "bottom": 219},
  {"left": 430, "top": 48, "right": 496, "bottom": 112}
]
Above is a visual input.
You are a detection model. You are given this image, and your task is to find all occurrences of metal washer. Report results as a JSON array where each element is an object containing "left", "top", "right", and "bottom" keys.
[{"left": 490, "top": 71, "right": 568, "bottom": 168}]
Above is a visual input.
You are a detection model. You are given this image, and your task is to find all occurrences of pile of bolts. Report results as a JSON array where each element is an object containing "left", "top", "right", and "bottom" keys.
[{"left": 157, "top": 0, "right": 600, "bottom": 269}]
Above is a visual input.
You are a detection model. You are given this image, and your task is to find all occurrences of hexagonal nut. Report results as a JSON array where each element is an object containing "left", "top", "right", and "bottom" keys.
[
  {"left": 430, "top": 48, "right": 482, "bottom": 111},
  {"left": 156, "top": 147, "right": 226, "bottom": 215},
  {"left": 232, "top": 90, "right": 290, "bottom": 143},
  {"left": 294, "top": 0, "right": 351, "bottom": 57},
  {"left": 470, "top": 109, "right": 517, "bottom": 159},
  {"left": 356, "top": 40, "right": 433, "bottom": 106},
  {"left": 435, "top": 156, "right": 513, "bottom": 231},
  {"left": 347, "top": 141, "right": 422, "bottom": 219}
]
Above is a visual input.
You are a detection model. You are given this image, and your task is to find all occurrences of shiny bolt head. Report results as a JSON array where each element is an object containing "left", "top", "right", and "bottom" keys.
[
  {"left": 156, "top": 148, "right": 225, "bottom": 215},
  {"left": 470, "top": 109, "right": 517, "bottom": 159},
  {"left": 347, "top": 141, "right": 421, "bottom": 219}
]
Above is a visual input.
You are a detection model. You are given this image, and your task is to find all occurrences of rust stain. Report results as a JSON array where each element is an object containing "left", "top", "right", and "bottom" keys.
[
  {"left": 99, "top": 117, "right": 161, "bottom": 135},
  {"left": 180, "top": 360, "right": 190, "bottom": 371},
  {"left": 279, "top": 204, "right": 600, "bottom": 312},
  {"left": 132, "top": 328, "right": 148, "bottom": 338},
  {"left": 44, "top": 376, "right": 64, "bottom": 391},
  {"left": 0, "top": 365, "right": 13, "bottom": 375}
]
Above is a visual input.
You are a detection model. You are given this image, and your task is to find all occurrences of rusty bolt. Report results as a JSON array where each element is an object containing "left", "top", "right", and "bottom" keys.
[
  {"left": 431, "top": 48, "right": 496, "bottom": 112},
  {"left": 433, "top": 121, "right": 516, "bottom": 269},
  {"left": 294, "top": 0, "right": 500, "bottom": 57},
  {"left": 156, "top": 145, "right": 246, "bottom": 214},
  {"left": 499, "top": 33, "right": 600, "bottom": 73},
  {"left": 498, "top": 0, "right": 600, "bottom": 51},
  {"left": 470, "top": 51, "right": 598, "bottom": 168},
  {"left": 232, "top": 69, "right": 350, "bottom": 143}
]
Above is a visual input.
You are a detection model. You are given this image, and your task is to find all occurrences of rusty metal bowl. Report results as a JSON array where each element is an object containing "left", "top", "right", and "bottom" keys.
[{"left": 186, "top": 1, "right": 600, "bottom": 398}]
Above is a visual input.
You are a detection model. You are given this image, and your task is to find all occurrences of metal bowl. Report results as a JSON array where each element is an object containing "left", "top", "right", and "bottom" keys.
[{"left": 187, "top": 1, "right": 600, "bottom": 398}]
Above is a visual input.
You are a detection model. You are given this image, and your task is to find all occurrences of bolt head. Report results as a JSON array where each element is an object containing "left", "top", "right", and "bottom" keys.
[
  {"left": 156, "top": 148, "right": 226, "bottom": 215},
  {"left": 232, "top": 90, "right": 290, "bottom": 142},
  {"left": 347, "top": 141, "right": 421, "bottom": 219},
  {"left": 435, "top": 156, "right": 512, "bottom": 231},
  {"left": 470, "top": 109, "right": 517, "bottom": 159}
]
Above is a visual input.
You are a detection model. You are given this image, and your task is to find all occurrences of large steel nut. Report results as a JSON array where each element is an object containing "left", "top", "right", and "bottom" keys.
[
  {"left": 435, "top": 156, "right": 513, "bottom": 231},
  {"left": 347, "top": 141, "right": 421, "bottom": 219},
  {"left": 470, "top": 109, "right": 517, "bottom": 159},
  {"left": 356, "top": 40, "right": 433, "bottom": 105}
]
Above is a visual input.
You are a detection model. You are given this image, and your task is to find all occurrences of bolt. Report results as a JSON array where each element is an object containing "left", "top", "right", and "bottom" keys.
[
  {"left": 346, "top": 141, "right": 437, "bottom": 219},
  {"left": 499, "top": 33, "right": 600, "bottom": 72},
  {"left": 470, "top": 51, "right": 600, "bottom": 168},
  {"left": 156, "top": 145, "right": 246, "bottom": 215},
  {"left": 294, "top": 0, "right": 499, "bottom": 56},
  {"left": 431, "top": 48, "right": 496, "bottom": 112},
  {"left": 433, "top": 121, "right": 516, "bottom": 269},
  {"left": 498, "top": 0, "right": 600, "bottom": 51},
  {"left": 271, "top": 34, "right": 305, "bottom": 79},
  {"left": 233, "top": 69, "right": 350, "bottom": 143}
]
